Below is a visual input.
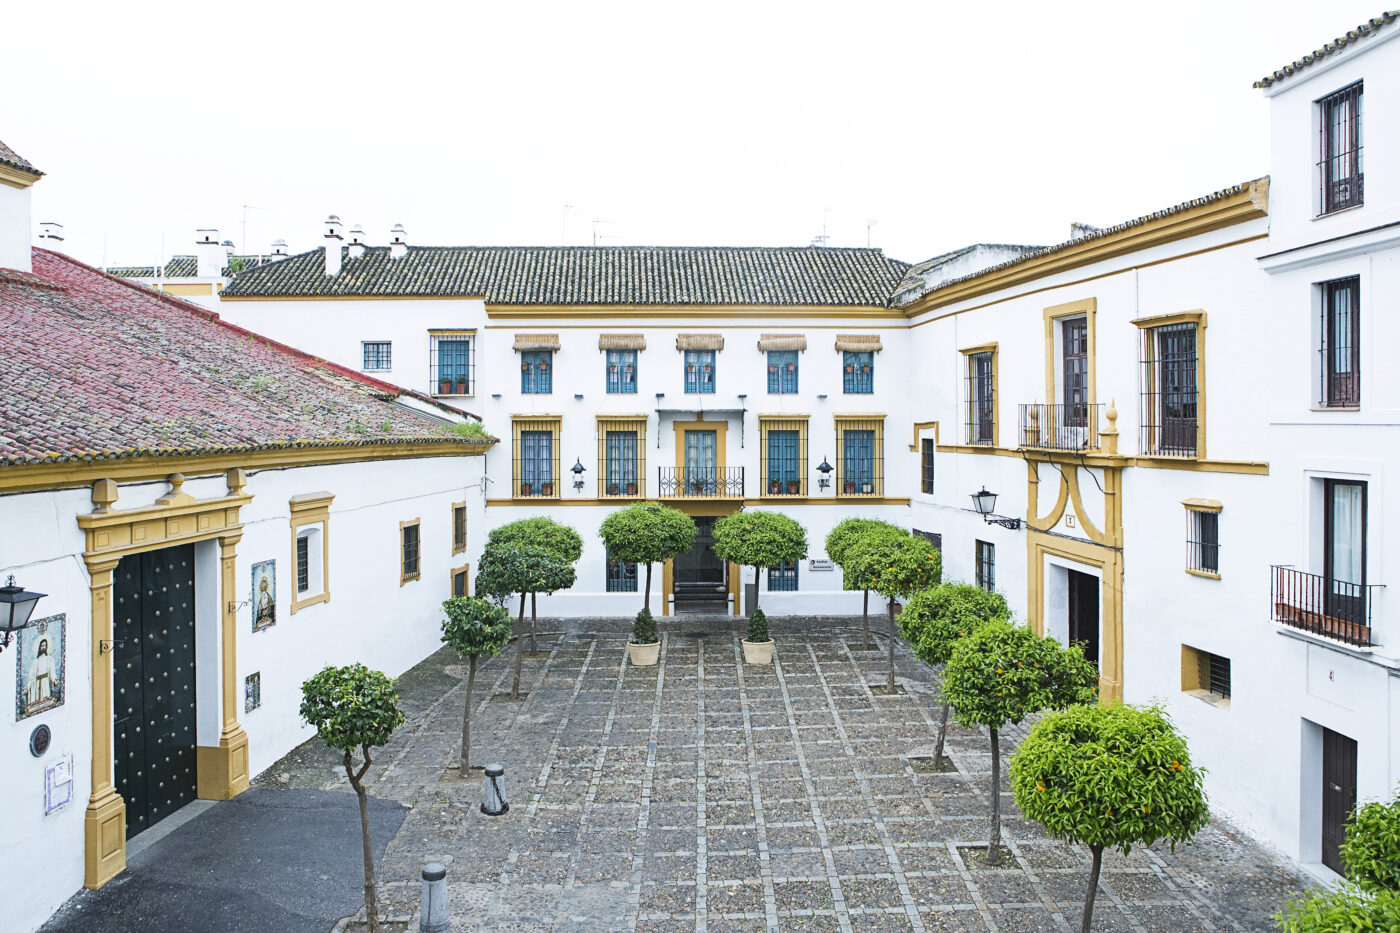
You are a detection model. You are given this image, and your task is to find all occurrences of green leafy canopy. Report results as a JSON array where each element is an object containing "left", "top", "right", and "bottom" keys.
[
  {"left": 474, "top": 543, "right": 577, "bottom": 600},
  {"left": 826, "top": 519, "right": 907, "bottom": 590},
  {"left": 847, "top": 534, "right": 941, "bottom": 600},
  {"left": 487, "top": 516, "right": 583, "bottom": 563},
  {"left": 1011, "top": 703, "right": 1209, "bottom": 856},
  {"left": 747, "top": 607, "right": 770, "bottom": 643},
  {"left": 1340, "top": 790, "right": 1400, "bottom": 894},
  {"left": 711, "top": 510, "right": 808, "bottom": 569},
  {"left": 299, "top": 663, "right": 406, "bottom": 753},
  {"left": 899, "top": 583, "right": 1010, "bottom": 667},
  {"left": 441, "top": 596, "right": 513, "bottom": 659},
  {"left": 600, "top": 503, "right": 698, "bottom": 565},
  {"left": 1277, "top": 886, "right": 1400, "bottom": 932},
  {"left": 941, "top": 619, "right": 1098, "bottom": 730},
  {"left": 632, "top": 607, "right": 658, "bottom": 645}
]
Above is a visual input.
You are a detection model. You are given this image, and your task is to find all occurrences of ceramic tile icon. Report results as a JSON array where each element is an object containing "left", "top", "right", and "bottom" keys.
[
  {"left": 251, "top": 560, "right": 276, "bottom": 631},
  {"left": 16, "top": 613, "right": 65, "bottom": 720}
]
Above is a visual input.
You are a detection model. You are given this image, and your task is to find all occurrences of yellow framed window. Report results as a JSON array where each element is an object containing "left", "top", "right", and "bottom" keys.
[
  {"left": 512, "top": 416, "right": 562, "bottom": 499},
  {"left": 835, "top": 414, "right": 884, "bottom": 497}
]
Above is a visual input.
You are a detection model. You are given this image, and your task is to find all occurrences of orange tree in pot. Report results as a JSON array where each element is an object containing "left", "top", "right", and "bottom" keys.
[
  {"left": 710, "top": 509, "right": 808, "bottom": 620},
  {"left": 847, "top": 532, "right": 941, "bottom": 690}
]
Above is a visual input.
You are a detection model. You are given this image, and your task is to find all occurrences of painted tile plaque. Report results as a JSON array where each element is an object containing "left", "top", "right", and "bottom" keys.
[
  {"left": 251, "top": 560, "right": 276, "bottom": 631},
  {"left": 16, "top": 613, "right": 64, "bottom": 720}
]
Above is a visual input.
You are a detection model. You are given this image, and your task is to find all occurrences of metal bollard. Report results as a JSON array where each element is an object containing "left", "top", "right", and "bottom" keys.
[
  {"left": 480, "top": 762, "right": 509, "bottom": 816},
  {"left": 420, "top": 862, "right": 449, "bottom": 933}
]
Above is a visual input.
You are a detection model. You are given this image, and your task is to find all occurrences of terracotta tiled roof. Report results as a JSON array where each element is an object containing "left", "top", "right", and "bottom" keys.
[
  {"left": 0, "top": 249, "right": 493, "bottom": 467},
  {"left": 1254, "top": 11, "right": 1398, "bottom": 88},
  {"left": 106, "top": 254, "right": 275, "bottom": 279},
  {"left": 222, "top": 245, "right": 909, "bottom": 307},
  {"left": 0, "top": 138, "right": 42, "bottom": 177}
]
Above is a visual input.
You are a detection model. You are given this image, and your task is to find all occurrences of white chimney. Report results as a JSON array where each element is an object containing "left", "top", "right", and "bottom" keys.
[
  {"left": 323, "top": 214, "right": 344, "bottom": 276},
  {"left": 389, "top": 223, "right": 407, "bottom": 260},
  {"left": 269, "top": 238, "right": 290, "bottom": 261},
  {"left": 37, "top": 222, "right": 64, "bottom": 251},
  {"left": 347, "top": 224, "right": 366, "bottom": 260},
  {"left": 1070, "top": 222, "right": 1103, "bottom": 240},
  {"left": 194, "top": 228, "right": 223, "bottom": 277}
]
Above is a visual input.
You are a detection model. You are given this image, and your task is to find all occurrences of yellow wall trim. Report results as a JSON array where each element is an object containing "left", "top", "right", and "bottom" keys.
[
  {"left": 289, "top": 492, "right": 333, "bottom": 614},
  {"left": 910, "top": 421, "right": 938, "bottom": 451},
  {"left": 1182, "top": 497, "right": 1223, "bottom": 512},
  {"left": 0, "top": 162, "right": 42, "bottom": 189},
  {"left": 400, "top": 518, "right": 421, "bottom": 585},
  {"left": 160, "top": 283, "right": 216, "bottom": 296},
  {"left": 1043, "top": 298, "right": 1097, "bottom": 410}
]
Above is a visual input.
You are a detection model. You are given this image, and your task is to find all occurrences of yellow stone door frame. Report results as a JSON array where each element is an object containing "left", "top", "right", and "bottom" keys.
[
  {"left": 661, "top": 498, "right": 743, "bottom": 617},
  {"left": 77, "top": 471, "right": 253, "bottom": 888}
]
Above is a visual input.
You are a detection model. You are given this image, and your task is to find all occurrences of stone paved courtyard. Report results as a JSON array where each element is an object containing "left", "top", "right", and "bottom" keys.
[{"left": 260, "top": 618, "right": 1310, "bottom": 932}]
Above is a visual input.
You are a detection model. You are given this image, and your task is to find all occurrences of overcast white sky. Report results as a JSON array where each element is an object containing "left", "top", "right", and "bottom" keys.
[{"left": 0, "top": 1, "right": 1384, "bottom": 267}]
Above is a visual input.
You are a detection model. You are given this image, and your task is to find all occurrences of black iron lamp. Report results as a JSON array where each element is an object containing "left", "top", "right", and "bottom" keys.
[
  {"left": 970, "top": 487, "right": 1021, "bottom": 530},
  {"left": 0, "top": 575, "right": 46, "bottom": 653},
  {"left": 816, "top": 456, "right": 834, "bottom": 490},
  {"left": 571, "top": 457, "right": 586, "bottom": 492}
]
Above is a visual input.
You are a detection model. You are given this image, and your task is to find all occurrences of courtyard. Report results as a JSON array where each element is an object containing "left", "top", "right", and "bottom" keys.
[{"left": 258, "top": 617, "right": 1306, "bottom": 932}]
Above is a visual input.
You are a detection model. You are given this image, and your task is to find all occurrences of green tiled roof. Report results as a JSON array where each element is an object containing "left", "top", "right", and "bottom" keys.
[
  {"left": 107, "top": 255, "right": 271, "bottom": 279},
  {"left": 1254, "top": 11, "right": 1397, "bottom": 87},
  {"left": 0, "top": 138, "right": 42, "bottom": 177},
  {"left": 221, "top": 245, "right": 910, "bottom": 307}
]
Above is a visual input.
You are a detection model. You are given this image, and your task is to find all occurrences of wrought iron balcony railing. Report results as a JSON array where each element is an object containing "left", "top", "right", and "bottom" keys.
[
  {"left": 1271, "top": 565, "right": 1378, "bottom": 648},
  {"left": 1018, "top": 403, "right": 1102, "bottom": 451},
  {"left": 657, "top": 466, "right": 744, "bottom": 497}
]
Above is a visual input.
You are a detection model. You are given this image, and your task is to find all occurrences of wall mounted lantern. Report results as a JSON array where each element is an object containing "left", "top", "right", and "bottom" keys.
[
  {"left": 571, "top": 458, "right": 586, "bottom": 491},
  {"left": 0, "top": 575, "right": 46, "bottom": 653},
  {"left": 816, "top": 456, "right": 834, "bottom": 490},
  {"left": 970, "top": 487, "right": 1021, "bottom": 529}
]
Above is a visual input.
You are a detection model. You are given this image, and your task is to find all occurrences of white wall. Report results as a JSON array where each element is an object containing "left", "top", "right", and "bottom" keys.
[
  {"left": 1, "top": 452, "right": 485, "bottom": 933},
  {"left": 1, "top": 182, "right": 33, "bottom": 272}
]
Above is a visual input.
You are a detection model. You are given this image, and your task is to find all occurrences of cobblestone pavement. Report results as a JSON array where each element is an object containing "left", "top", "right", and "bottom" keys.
[{"left": 259, "top": 617, "right": 1310, "bottom": 932}]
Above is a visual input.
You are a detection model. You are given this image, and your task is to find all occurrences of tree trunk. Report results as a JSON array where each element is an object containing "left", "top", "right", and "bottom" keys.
[
  {"left": 1082, "top": 844, "right": 1104, "bottom": 933},
  {"left": 933, "top": 702, "right": 951, "bottom": 768},
  {"left": 530, "top": 591, "right": 538, "bottom": 654},
  {"left": 750, "top": 566, "right": 759, "bottom": 614},
  {"left": 886, "top": 599, "right": 897, "bottom": 690},
  {"left": 643, "top": 562, "right": 653, "bottom": 613},
  {"left": 345, "top": 748, "right": 379, "bottom": 933},
  {"left": 988, "top": 727, "right": 1002, "bottom": 864},
  {"left": 862, "top": 588, "right": 871, "bottom": 647},
  {"left": 459, "top": 654, "right": 477, "bottom": 778},
  {"left": 512, "top": 592, "right": 526, "bottom": 699}
]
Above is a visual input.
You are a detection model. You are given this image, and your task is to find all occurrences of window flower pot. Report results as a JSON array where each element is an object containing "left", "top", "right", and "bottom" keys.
[
  {"left": 845, "top": 364, "right": 854, "bottom": 373},
  {"left": 769, "top": 480, "right": 781, "bottom": 494},
  {"left": 862, "top": 365, "right": 871, "bottom": 373},
  {"left": 520, "top": 483, "right": 533, "bottom": 495},
  {"left": 844, "top": 481, "right": 856, "bottom": 494},
  {"left": 626, "top": 483, "right": 637, "bottom": 495},
  {"left": 742, "top": 638, "right": 773, "bottom": 665},
  {"left": 608, "top": 484, "right": 620, "bottom": 495},
  {"left": 861, "top": 482, "right": 873, "bottom": 494},
  {"left": 625, "top": 365, "right": 633, "bottom": 372},
  {"left": 768, "top": 365, "right": 777, "bottom": 373},
  {"left": 609, "top": 365, "right": 617, "bottom": 372},
  {"left": 786, "top": 363, "right": 795, "bottom": 371},
  {"left": 539, "top": 362, "right": 548, "bottom": 372},
  {"left": 786, "top": 481, "right": 800, "bottom": 495},
  {"left": 521, "top": 363, "right": 529, "bottom": 372},
  {"left": 628, "top": 641, "right": 660, "bottom": 666},
  {"left": 454, "top": 379, "right": 468, "bottom": 393},
  {"left": 541, "top": 483, "right": 554, "bottom": 496},
  {"left": 687, "top": 365, "right": 695, "bottom": 372},
  {"left": 439, "top": 379, "right": 453, "bottom": 394}
]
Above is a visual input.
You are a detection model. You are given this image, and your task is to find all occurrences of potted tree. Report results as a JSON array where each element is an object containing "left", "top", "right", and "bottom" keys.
[
  {"left": 475, "top": 543, "right": 576, "bottom": 699},
  {"left": 743, "top": 608, "right": 772, "bottom": 664},
  {"left": 899, "top": 583, "right": 1008, "bottom": 769},
  {"left": 628, "top": 606, "right": 660, "bottom": 665},
  {"left": 848, "top": 533, "right": 941, "bottom": 690},
  {"left": 941, "top": 619, "right": 1098, "bottom": 864},
  {"left": 710, "top": 510, "right": 807, "bottom": 661},
  {"left": 599, "top": 502, "right": 698, "bottom": 618},
  {"left": 1013, "top": 703, "right": 1209, "bottom": 933},
  {"left": 300, "top": 664, "right": 406, "bottom": 933},
  {"left": 826, "top": 518, "right": 907, "bottom": 649},
  {"left": 440, "top": 596, "right": 513, "bottom": 776}
]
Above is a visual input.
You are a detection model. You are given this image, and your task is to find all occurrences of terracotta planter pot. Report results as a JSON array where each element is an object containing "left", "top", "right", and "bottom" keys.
[
  {"left": 628, "top": 641, "right": 660, "bottom": 666},
  {"left": 742, "top": 639, "right": 774, "bottom": 665}
]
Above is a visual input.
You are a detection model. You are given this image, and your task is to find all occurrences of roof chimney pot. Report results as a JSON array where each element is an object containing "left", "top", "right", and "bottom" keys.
[
  {"left": 323, "top": 214, "right": 344, "bottom": 276},
  {"left": 37, "top": 221, "right": 64, "bottom": 250},
  {"left": 269, "top": 238, "right": 290, "bottom": 262},
  {"left": 348, "top": 224, "right": 366, "bottom": 260},
  {"left": 195, "top": 228, "right": 224, "bottom": 277},
  {"left": 389, "top": 223, "right": 407, "bottom": 260}
]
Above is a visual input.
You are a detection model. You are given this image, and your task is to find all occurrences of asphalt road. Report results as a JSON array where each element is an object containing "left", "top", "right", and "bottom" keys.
[{"left": 39, "top": 789, "right": 407, "bottom": 933}]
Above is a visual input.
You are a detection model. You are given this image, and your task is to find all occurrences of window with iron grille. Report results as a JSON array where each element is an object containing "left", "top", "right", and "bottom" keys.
[
  {"left": 684, "top": 350, "right": 715, "bottom": 393},
  {"left": 521, "top": 350, "right": 553, "bottom": 394},
  {"left": 1200, "top": 650, "right": 1231, "bottom": 698},
  {"left": 606, "top": 349, "right": 638, "bottom": 394},
  {"left": 767, "top": 350, "right": 798, "bottom": 393},
  {"left": 965, "top": 350, "right": 995, "bottom": 445},
  {"left": 430, "top": 333, "right": 473, "bottom": 395},
  {"left": 606, "top": 553, "right": 638, "bottom": 592},
  {"left": 513, "top": 418, "right": 560, "bottom": 498},
  {"left": 760, "top": 419, "right": 807, "bottom": 495},
  {"left": 452, "top": 503, "right": 467, "bottom": 554},
  {"left": 596, "top": 418, "right": 645, "bottom": 496},
  {"left": 843, "top": 351, "right": 873, "bottom": 393},
  {"left": 1319, "top": 83, "right": 1363, "bottom": 214},
  {"left": 1061, "top": 317, "right": 1088, "bottom": 425},
  {"left": 401, "top": 521, "right": 420, "bottom": 583},
  {"left": 836, "top": 418, "right": 883, "bottom": 496},
  {"left": 1186, "top": 508, "right": 1219, "bottom": 575},
  {"left": 452, "top": 567, "right": 468, "bottom": 597},
  {"left": 1321, "top": 276, "right": 1361, "bottom": 407},
  {"left": 920, "top": 438, "right": 935, "bottom": 494},
  {"left": 362, "top": 341, "right": 391, "bottom": 372},
  {"left": 975, "top": 540, "right": 995, "bottom": 591},
  {"left": 1139, "top": 322, "right": 1198, "bottom": 456},
  {"left": 768, "top": 560, "right": 799, "bottom": 591},
  {"left": 913, "top": 529, "right": 942, "bottom": 551},
  {"left": 296, "top": 534, "right": 310, "bottom": 593}
]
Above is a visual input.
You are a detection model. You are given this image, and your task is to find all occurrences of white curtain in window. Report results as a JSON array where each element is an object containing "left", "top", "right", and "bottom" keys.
[{"left": 1331, "top": 483, "right": 1363, "bottom": 587}]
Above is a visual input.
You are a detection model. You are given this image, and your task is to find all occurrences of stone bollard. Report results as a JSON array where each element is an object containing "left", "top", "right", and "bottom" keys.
[
  {"left": 480, "top": 763, "right": 509, "bottom": 816},
  {"left": 420, "top": 862, "right": 449, "bottom": 933}
]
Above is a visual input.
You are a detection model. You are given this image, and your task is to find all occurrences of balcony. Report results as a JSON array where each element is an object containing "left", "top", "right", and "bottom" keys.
[
  {"left": 1271, "top": 565, "right": 1378, "bottom": 648},
  {"left": 1018, "top": 403, "right": 1102, "bottom": 452},
  {"left": 657, "top": 466, "right": 744, "bottom": 498}
]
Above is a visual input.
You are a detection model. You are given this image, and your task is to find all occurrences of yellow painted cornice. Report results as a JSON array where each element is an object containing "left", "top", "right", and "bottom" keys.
[
  {"left": 904, "top": 179, "right": 1270, "bottom": 314},
  {"left": 0, "top": 163, "right": 41, "bottom": 189},
  {"left": 0, "top": 439, "right": 493, "bottom": 494},
  {"left": 485, "top": 496, "right": 912, "bottom": 507},
  {"left": 937, "top": 442, "right": 1269, "bottom": 475}
]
